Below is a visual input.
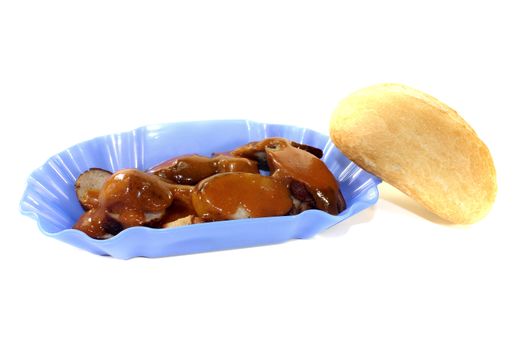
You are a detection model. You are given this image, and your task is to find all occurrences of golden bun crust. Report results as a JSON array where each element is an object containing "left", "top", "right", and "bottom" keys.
[{"left": 330, "top": 83, "right": 496, "bottom": 224}]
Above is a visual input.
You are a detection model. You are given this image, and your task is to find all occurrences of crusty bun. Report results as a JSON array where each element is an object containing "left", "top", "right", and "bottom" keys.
[{"left": 330, "top": 83, "right": 496, "bottom": 224}]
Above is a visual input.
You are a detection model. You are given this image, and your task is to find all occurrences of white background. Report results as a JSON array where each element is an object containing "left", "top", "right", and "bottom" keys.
[{"left": 1, "top": 1, "right": 523, "bottom": 349}]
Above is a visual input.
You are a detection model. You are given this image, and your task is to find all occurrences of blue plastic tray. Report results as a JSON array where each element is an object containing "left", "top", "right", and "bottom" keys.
[{"left": 20, "top": 120, "right": 381, "bottom": 259}]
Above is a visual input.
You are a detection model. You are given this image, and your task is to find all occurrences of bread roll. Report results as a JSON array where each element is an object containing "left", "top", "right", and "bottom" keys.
[{"left": 330, "top": 83, "right": 496, "bottom": 224}]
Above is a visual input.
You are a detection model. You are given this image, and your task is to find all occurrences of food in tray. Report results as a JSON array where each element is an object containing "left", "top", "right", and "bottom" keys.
[{"left": 73, "top": 137, "right": 346, "bottom": 239}]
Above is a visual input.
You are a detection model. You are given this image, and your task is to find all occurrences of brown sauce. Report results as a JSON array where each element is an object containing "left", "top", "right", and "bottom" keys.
[
  {"left": 268, "top": 143, "right": 345, "bottom": 214},
  {"left": 192, "top": 172, "right": 293, "bottom": 221},
  {"left": 158, "top": 185, "right": 196, "bottom": 226},
  {"left": 83, "top": 189, "right": 101, "bottom": 210},
  {"left": 100, "top": 169, "right": 173, "bottom": 227},
  {"left": 74, "top": 169, "right": 174, "bottom": 238},
  {"left": 73, "top": 208, "right": 122, "bottom": 239},
  {"left": 231, "top": 138, "right": 346, "bottom": 214},
  {"left": 149, "top": 154, "right": 258, "bottom": 185}
]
